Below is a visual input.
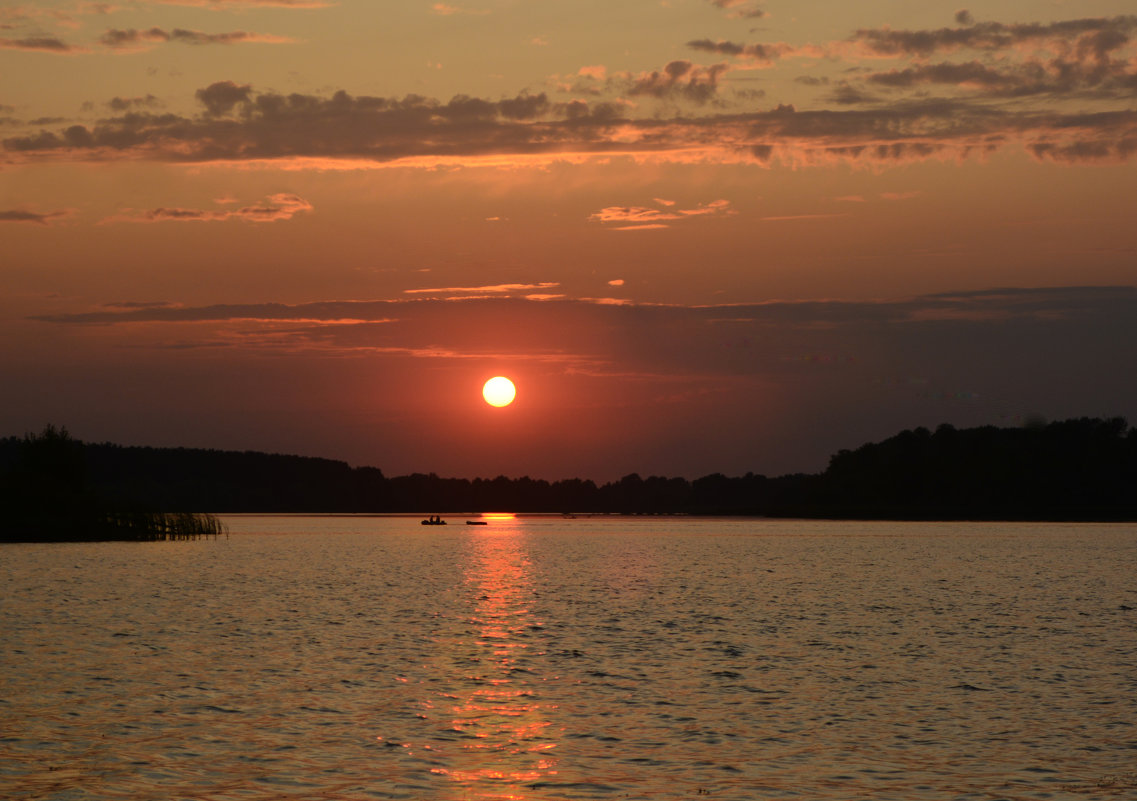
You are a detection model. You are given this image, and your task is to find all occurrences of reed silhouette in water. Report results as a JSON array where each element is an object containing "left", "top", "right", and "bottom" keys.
[{"left": 0, "top": 425, "right": 225, "bottom": 542}]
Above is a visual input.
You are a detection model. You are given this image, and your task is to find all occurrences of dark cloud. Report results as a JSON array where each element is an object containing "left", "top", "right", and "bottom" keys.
[
  {"left": 850, "top": 15, "right": 1137, "bottom": 58},
  {"left": 99, "top": 27, "right": 289, "bottom": 49},
  {"left": 626, "top": 60, "right": 729, "bottom": 105},
  {"left": 685, "top": 15, "right": 1137, "bottom": 118},
  {"left": 108, "top": 95, "right": 163, "bottom": 112},
  {"left": 21, "top": 286, "right": 1137, "bottom": 478},
  {"left": 955, "top": 10, "right": 974, "bottom": 26},
  {"left": 0, "top": 36, "right": 78, "bottom": 53},
  {"left": 0, "top": 208, "right": 68, "bottom": 224},
  {"left": 195, "top": 80, "right": 253, "bottom": 116},
  {"left": 869, "top": 61, "right": 1013, "bottom": 90},
  {"left": 708, "top": 0, "right": 765, "bottom": 20},
  {"left": 103, "top": 193, "right": 313, "bottom": 224},
  {"left": 4, "top": 82, "right": 1135, "bottom": 166},
  {"left": 151, "top": 0, "right": 331, "bottom": 7},
  {"left": 866, "top": 54, "right": 1136, "bottom": 99},
  {"left": 687, "top": 38, "right": 791, "bottom": 65},
  {"left": 37, "top": 285, "right": 1136, "bottom": 329},
  {"left": 5, "top": 11, "right": 1137, "bottom": 170},
  {"left": 828, "top": 82, "right": 879, "bottom": 105}
]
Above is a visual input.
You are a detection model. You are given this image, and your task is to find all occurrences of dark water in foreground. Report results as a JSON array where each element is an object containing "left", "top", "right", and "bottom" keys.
[{"left": 2, "top": 517, "right": 1136, "bottom": 800}]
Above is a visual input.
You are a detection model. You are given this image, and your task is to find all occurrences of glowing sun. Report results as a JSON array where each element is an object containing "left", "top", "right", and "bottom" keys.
[{"left": 482, "top": 376, "right": 516, "bottom": 407}]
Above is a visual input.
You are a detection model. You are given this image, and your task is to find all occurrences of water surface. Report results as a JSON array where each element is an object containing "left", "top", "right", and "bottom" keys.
[{"left": 3, "top": 517, "right": 1135, "bottom": 799}]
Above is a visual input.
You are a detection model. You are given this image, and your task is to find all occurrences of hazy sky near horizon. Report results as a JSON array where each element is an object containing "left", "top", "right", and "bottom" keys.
[{"left": 2, "top": 0, "right": 1136, "bottom": 481}]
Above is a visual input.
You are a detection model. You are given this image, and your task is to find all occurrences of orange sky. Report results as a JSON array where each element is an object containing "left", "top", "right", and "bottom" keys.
[{"left": 2, "top": 1, "right": 1136, "bottom": 480}]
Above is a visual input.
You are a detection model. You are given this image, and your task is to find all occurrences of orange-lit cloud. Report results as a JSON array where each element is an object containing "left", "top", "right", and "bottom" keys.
[
  {"left": 589, "top": 199, "right": 734, "bottom": 229},
  {"left": 404, "top": 283, "right": 560, "bottom": 296},
  {"left": 761, "top": 213, "right": 849, "bottom": 222},
  {"left": 430, "top": 3, "right": 489, "bottom": 16}
]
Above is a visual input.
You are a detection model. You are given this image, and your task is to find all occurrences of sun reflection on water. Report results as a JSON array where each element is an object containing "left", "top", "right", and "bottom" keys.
[{"left": 425, "top": 522, "right": 558, "bottom": 799}]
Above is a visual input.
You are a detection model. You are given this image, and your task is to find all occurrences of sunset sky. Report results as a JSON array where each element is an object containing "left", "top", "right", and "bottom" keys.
[{"left": 2, "top": 0, "right": 1136, "bottom": 482}]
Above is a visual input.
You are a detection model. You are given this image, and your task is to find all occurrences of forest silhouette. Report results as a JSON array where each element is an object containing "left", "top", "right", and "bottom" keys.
[{"left": 2, "top": 418, "right": 1136, "bottom": 540}]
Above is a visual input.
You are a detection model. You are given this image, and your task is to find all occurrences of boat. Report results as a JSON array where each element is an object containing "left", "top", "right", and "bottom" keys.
[
  {"left": 421, "top": 517, "right": 447, "bottom": 525},
  {"left": 465, "top": 520, "right": 488, "bottom": 526}
]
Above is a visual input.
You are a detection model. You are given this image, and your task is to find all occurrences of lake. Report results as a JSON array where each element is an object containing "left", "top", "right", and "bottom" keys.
[{"left": 2, "top": 516, "right": 1135, "bottom": 800}]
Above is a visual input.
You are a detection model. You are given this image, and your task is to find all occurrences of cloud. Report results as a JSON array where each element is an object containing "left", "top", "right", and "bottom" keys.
[
  {"left": 151, "top": 0, "right": 332, "bottom": 7},
  {"left": 6, "top": 84, "right": 1134, "bottom": 167},
  {"left": 687, "top": 39, "right": 794, "bottom": 66},
  {"left": 0, "top": 208, "right": 69, "bottom": 224},
  {"left": 589, "top": 206, "right": 681, "bottom": 224},
  {"left": 430, "top": 3, "right": 489, "bottom": 16},
  {"left": 404, "top": 283, "right": 560, "bottom": 296},
  {"left": 4, "top": 12, "right": 1136, "bottom": 170},
  {"left": 589, "top": 199, "right": 734, "bottom": 229},
  {"left": 708, "top": 0, "right": 765, "bottom": 20},
  {"left": 31, "top": 288, "right": 1137, "bottom": 392},
  {"left": 0, "top": 36, "right": 81, "bottom": 53},
  {"left": 848, "top": 16, "right": 1137, "bottom": 59},
  {"left": 102, "top": 193, "right": 312, "bottom": 224},
  {"left": 99, "top": 27, "right": 292, "bottom": 50},
  {"left": 561, "top": 60, "right": 733, "bottom": 105},
  {"left": 108, "top": 94, "right": 163, "bottom": 111},
  {"left": 693, "top": 15, "right": 1137, "bottom": 102},
  {"left": 195, "top": 80, "right": 253, "bottom": 116},
  {"left": 761, "top": 213, "right": 849, "bottom": 222},
  {"left": 5, "top": 83, "right": 1135, "bottom": 168},
  {"left": 625, "top": 60, "right": 731, "bottom": 105}
]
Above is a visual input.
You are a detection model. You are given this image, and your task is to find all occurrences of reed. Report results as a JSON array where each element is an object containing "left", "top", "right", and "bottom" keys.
[{"left": 99, "top": 510, "right": 227, "bottom": 541}]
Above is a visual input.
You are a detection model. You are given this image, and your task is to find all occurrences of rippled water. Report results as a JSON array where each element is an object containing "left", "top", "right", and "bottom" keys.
[{"left": 3, "top": 517, "right": 1136, "bottom": 800}]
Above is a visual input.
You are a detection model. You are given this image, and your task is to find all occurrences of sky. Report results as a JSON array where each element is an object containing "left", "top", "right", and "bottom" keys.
[{"left": 2, "top": 0, "right": 1136, "bottom": 482}]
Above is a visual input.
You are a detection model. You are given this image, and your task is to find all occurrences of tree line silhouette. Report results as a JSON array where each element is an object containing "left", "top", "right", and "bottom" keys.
[{"left": 2, "top": 417, "right": 1136, "bottom": 537}]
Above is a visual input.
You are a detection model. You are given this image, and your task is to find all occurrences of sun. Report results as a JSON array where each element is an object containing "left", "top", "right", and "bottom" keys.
[{"left": 482, "top": 376, "right": 516, "bottom": 407}]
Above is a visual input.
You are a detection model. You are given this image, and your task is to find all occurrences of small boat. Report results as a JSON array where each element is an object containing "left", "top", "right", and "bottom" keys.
[
  {"left": 421, "top": 517, "right": 447, "bottom": 526},
  {"left": 465, "top": 520, "right": 488, "bottom": 526}
]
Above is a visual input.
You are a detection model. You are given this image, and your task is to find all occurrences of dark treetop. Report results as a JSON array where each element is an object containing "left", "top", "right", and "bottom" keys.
[{"left": 2, "top": 418, "right": 1136, "bottom": 533}]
